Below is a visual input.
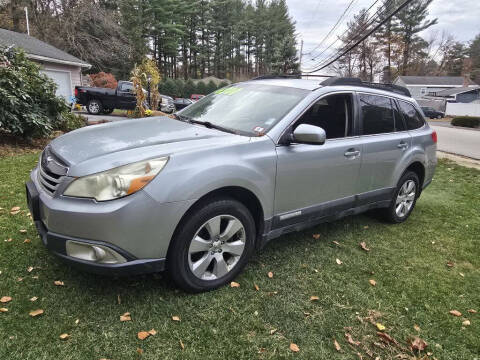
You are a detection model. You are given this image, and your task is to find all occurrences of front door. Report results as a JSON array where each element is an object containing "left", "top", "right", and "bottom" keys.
[
  {"left": 117, "top": 82, "right": 137, "bottom": 109},
  {"left": 274, "top": 93, "right": 362, "bottom": 228}
]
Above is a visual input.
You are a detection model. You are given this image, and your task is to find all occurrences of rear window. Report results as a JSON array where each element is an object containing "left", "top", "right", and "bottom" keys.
[
  {"left": 398, "top": 101, "right": 425, "bottom": 130},
  {"left": 359, "top": 94, "right": 396, "bottom": 135}
]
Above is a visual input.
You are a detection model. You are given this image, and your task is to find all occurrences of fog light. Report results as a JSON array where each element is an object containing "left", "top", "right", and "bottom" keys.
[{"left": 66, "top": 241, "right": 127, "bottom": 264}]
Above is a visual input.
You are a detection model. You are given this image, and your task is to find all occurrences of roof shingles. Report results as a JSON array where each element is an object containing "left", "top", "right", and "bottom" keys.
[{"left": 0, "top": 28, "right": 90, "bottom": 67}]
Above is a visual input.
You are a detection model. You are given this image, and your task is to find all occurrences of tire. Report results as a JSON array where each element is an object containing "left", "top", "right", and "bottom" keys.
[
  {"left": 167, "top": 197, "right": 256, "bottom": 293},
  {"left": 87, "top": 99, "right": 103, "bottom": 115},
  {"left": 437, "top": 115, "right": 442, "bottom": 119},
  {"left": 384, "top": 171, "right": 420, "bottom": 223},
  {"left": 103, "top": 108, "right": 114, "bottom": 115}
]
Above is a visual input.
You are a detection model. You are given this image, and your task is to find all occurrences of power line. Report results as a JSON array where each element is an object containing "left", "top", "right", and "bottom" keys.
[
  {"left": 303, "top": 0, "right": 414, "bottom": 73},
  {"left": 302, "top": 0, "right": 359, "bottom": 57},
  {"left": 302, "top": 0, "right": 386, "bottom": 70}
]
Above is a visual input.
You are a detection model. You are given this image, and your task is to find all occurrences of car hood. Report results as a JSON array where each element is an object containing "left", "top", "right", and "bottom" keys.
[{"left": 49, "top": 116, "right": 245, "bottom": 174}]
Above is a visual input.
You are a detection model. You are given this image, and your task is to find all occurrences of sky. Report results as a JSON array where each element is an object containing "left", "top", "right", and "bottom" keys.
[{"left": 286, "top": 0, "right": 480, "bottom": 73}]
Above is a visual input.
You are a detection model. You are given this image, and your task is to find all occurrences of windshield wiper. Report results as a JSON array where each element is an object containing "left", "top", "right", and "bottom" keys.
[
  {"left": 173, "top": 113, "right": 193, "bottom": 123},
  {"left": 189, "top": 120, "right": 239, "bottom": 135}
]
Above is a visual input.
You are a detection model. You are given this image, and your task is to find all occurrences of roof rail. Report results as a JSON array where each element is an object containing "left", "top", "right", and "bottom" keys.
[
  {"left": 252, "top": 74, "right": 301, "bottom": 80},
  {"left": 321, "top": 77, "right": 411, "bottom": 97}
]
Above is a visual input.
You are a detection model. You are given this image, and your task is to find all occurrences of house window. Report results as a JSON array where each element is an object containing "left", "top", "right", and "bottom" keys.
[{"left": 421, "top": 88, "right": 427, "bottom": 95}]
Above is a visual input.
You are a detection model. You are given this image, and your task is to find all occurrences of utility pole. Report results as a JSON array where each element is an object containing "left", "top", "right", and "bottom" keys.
[
  {"left": 299, "top": 39, "right": 304, "bottom": 72},
  {"left": 24, "top": 7, "right": 30, "bottom": 36}
]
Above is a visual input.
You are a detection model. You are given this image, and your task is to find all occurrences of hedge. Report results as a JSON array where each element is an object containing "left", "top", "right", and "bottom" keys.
[{"left": 451, "top": 116, "right": 480, "bottom": 128}]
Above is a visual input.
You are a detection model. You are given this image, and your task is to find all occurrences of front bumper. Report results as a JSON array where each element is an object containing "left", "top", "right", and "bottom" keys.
[{"left": 25, "top": 175, "right": 193, "bottom": 276}]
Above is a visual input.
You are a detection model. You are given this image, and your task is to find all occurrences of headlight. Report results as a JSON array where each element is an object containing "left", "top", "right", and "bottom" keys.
[{"left": 63, "top": 157, "right": 168, "bottom": 201}]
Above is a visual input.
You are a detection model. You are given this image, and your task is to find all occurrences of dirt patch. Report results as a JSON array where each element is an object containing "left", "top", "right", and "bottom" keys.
[{"left": 0, "top": 131, "right": 63, "bottom": 158}]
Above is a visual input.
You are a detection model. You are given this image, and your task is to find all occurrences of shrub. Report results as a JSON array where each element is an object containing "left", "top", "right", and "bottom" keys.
[
  {"left": 183, "top": 79, "right": 196, "bottom": 98},
  {"left": 0, "top": 47, "right": 68, "bottom": 138},
  {"left": 55, "top": 112, "right": 86, "bottom": 132},
  {"left": 206, "top": 80, "right": 217, "bottom": 94},
  {"left": 451, "top": 116, "right": 480, "bottom": 128},
  {"left": 89, "top": 72, "right": 117, "bottom": 89},
  {"left": 196, "top": 81, "right": 207, "bottom": 95}
]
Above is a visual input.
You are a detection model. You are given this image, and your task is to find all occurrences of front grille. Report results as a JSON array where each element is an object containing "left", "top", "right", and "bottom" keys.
[{"left": 38, "top": 148, "right": 68, "bottom": 196}]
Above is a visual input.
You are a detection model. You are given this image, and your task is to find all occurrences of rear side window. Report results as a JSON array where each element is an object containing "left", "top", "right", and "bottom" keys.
[
  {"left": 359, "top": 94, "right": 396, "bottom": 135},
  {"left": 398, "top": 101, "right": 425, "bottom": 130}
]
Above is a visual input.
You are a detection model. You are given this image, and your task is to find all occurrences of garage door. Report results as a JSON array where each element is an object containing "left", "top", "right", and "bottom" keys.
[{"left": 40, "top": 69, "right": 72, "bottom": 102}]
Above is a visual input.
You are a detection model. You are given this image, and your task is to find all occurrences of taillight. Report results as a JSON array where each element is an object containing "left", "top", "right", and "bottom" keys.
[
  {"left": 431, "top": 131, "right": 437, "bottom": 143},
  {"left": 74, "top": 88, "right": 78, "bottom": 97}
]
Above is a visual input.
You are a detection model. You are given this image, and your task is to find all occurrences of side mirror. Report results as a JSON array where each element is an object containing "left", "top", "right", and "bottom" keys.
[{"left": 292, "top": 124, "right": 326, "bottom": 145}]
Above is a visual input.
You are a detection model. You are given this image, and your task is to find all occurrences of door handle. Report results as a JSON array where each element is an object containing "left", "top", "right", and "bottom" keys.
[
  {"left": 397, "top": 142, "right": 409, "bottom": 150},
  {"left": 344, "top": 149, "right": 360, "bottom": 157}
]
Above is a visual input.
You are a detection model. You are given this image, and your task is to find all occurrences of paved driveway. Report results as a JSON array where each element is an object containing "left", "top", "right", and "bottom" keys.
[{"left": 430, "top": 124, "right": 480, "bottom": 160}]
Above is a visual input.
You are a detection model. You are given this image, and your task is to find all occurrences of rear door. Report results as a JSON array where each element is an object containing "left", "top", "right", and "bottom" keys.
[{"left": 356, "top": 93, "right": 411, "bottom": 201}]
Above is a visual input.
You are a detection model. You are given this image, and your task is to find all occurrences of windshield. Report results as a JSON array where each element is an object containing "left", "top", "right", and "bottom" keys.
[{"left": 177, "top": 83, "right": 309, "bottom": 136}]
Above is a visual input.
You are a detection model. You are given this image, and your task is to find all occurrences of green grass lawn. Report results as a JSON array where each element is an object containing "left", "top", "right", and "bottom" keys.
[{"left": 0, "top": 154, "right": 478, "bottom": 360}]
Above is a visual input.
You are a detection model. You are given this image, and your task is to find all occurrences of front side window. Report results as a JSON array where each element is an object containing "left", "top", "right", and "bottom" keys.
[
  {"left": 295, "top": 93, "right": 354, "bottom": 139},
  {"left": 359, "top": 94, "right": 396, "bottom": 135},
  {"left": 178, "top": 83, "right": 309, "bottom": 136},
  {"left": 398, "top": 101, "right": 425, "bottom": 130}
]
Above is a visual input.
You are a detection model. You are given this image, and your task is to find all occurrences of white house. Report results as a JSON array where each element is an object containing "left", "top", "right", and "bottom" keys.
[
  {"left": 0, "top": 28, "right": 91, "bottom": 101},
  {"left": 393, "top": 76, "right": 478, "bottom": 100}
]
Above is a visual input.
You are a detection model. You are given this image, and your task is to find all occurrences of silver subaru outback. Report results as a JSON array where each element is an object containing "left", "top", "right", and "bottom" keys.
[{"left": 26, "top": 76, "right": 437, "bottom": 292}]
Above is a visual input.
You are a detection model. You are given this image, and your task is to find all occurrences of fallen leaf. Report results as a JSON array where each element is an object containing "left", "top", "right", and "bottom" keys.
[
  {"left": 446, "top": 261, "right": 455, "bottom": 268},
  {"left": 17, "top": 277, "right": 23, "bottom": 282},
  {"left": 1, "top": 296, "right": 12, "bottom": 303},
  {"left": 359, "top": 242, "right": 370, "bottom": 252},
  {"left": 363, "top": 225, "right": 369, "bottom": 229},
  {"left": 336, "top": 258, "right": 343, "bottom": 265},
  {"left": 54, "top": 281, "right": 64, "bottom": 286},
  {"left": 27, "top": 266, "right": 34, "bottom": 273},
  {"left": 137, "top": 331, "right": 150, "bottom": 340},
  {"left": 179, "top": 339, "right": 185, "bottom": 350},
  {"left": 148, "top": 329, "right": 157, "bottom": 336},
  {"left": 345, "top": 333, "right": 360, "bottom": 346},
  {"left": 414, "top": 324, "right": 421, "bottom": 332},
  {"left": 75, "top": 319, "right": 80, "bottom": 324},
  {"left": 230, "top": 281, "right": 240, "bottom": 288},
  {"left": 0, "top": 308, "right": 8, "bottom": 312},
  {"left": 312, "top": 234, "right": 321, "bottom": 240},
  {"left": 5, "top": 238, "right": 13, "bottom": 242},
  {"left": 334, "top": 339, "right": 341, "bottom": 351},
  {"left": 459, "top": 272, "right": 465, "bottom": 277},
  {"left": 29, "top": 309, "right": 44, "bottom": 317},
  {"left": 462, "top": 320, "right": 471, "bottom": 326},
  {"left": 32, "top": 276, "right": 39, "bottom": 279},
  {"left": 449, "top": 310, "right": 462, "bottom": 317},
  {"left": 30, "top": 296, "right": 38, "bottom": 302},
  {"left": 23, "top": 239, "right": 31, "bottom": 244},
  {"left": 289, "top": 343, "right": 300, "bottom": 352},
  {"left": 117, "top": 294, "right": 121, "bottom": 305},
  {"left": 369, "top": 279, "right": 377, "bottom": 286},
  {"left": 120, "top": 312, "right": 131, "bottom": 322},
  {"left": 376, "top": 323, "right": 386, "bottom": 331},
  {"left": 310, "top": 296, "right": 320, "bottom": 301},
  {"left": 254, "top": 284, "right": 259, "bottom": 291},
  {"left": 137, "top": 348, "right": 143, "bottom": 355},
  {"left": 467, "top": 309, "right": 477, "bottom": 314},
  {"left": 332, "top": 241, "right": 341, "bottom": 246},
  {"left": 11, "top": 206, "right": 20, "bottom": 211},
  {"left": 19, "top": 229, "right": 27, "bottom": 234},
  {"left": 59, "top": 333, "right": 69, "bottom": 340},
  {"left": 409, "top": 336, "right": 427, "bottom": 352},
  {"left": 172, "top": 316, "right": 181, "bottom": 322},
  {"left": 270, "top": 328, "right": 277, "bottom": 335},
  {"left": 376, "top": 332, "right": 399, "bottom": 345},
  {"left": 267, "top": 271, "right": 274, "bottom": 278}
]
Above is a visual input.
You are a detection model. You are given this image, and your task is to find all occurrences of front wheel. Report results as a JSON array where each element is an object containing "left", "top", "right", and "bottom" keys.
[
  {"left": 384, "top": 171, "right": 420, "bottom": 223},
  {"left": 87, "top": 99, "right": 103, "bottom": 115},
  {"left": 167, "top": 198, "right": 256, "bottom": 292}
]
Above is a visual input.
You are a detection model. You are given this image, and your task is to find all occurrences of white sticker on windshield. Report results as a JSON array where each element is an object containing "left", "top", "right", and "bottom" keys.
[{"left": 253, "top": 126, "right": 265, "bottom": 134}]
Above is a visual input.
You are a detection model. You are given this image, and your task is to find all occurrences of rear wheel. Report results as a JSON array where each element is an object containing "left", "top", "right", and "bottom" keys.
[
  {"left": 437, "top": 114, "right": 442, "bottom": 119},
  {"left": 168, "top": 198, "right": 256, "bottom": 292},
  {"left": 384, "top": 171, "right": 420, "bottom": 223},
  {"left": 87, "top": 99, "right": 103, "bottom": 115}
]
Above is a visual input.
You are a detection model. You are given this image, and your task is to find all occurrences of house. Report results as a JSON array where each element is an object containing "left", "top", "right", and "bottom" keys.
[
  {"left": 0, "top": 28, "right": 91, "bottom": 101},
  {"left": 393, "top": 76, "right": 478, "bottom": 100},
  {"left": 430, "top": 87, "right": 480, "bottom": 103}
]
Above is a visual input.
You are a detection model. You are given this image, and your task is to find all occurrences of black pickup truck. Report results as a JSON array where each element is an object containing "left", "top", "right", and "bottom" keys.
[{"left": 75, "top": 81, "right": 137, "bottom": 115}]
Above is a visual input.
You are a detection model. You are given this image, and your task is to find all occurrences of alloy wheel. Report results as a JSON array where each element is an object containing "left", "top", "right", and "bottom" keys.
[
  {"left": 395, "top": 180, "right": 416, "bottom": 218},
  {"left": 89, "top": 102, "right": 99, "bottom": 113},
  {"left": 188, "top": 215, "right": 246, "bottom": 280}
]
